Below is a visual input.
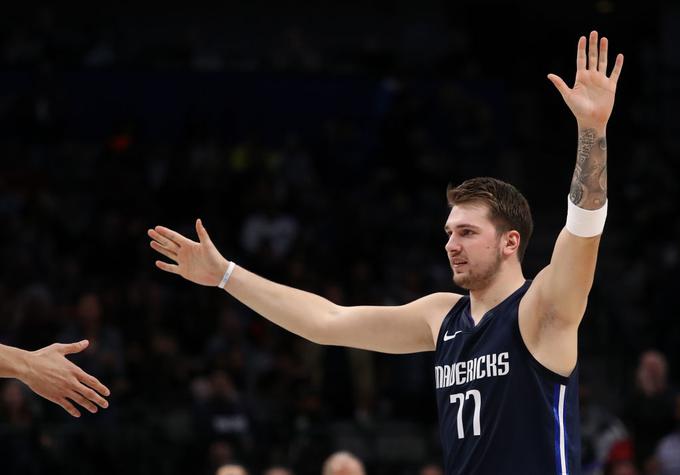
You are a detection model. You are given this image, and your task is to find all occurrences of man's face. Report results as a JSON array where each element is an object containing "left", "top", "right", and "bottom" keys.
[{"left": 444, "top": 203, "right": 504, "bottom": 290}]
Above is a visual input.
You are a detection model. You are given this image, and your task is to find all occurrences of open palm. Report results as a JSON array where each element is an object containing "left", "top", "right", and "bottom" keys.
[
  {"left": 24, "top": 341, "right": 110, "bottom": 417},
  {"left": 148, "top": 219, "right": 228, "bottom": 287},
  {"left": 548, "top": 31, "right": 624, "bottom": 128}
]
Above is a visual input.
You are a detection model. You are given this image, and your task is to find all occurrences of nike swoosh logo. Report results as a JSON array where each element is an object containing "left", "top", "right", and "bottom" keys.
[{"left": 443, "top": 330, "right": 463, "bottom": 342}]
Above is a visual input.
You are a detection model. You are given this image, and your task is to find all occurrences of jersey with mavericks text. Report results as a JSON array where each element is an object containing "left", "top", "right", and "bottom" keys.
[{"left": 434, "top": 280, "right": 581, "bottom": 475}]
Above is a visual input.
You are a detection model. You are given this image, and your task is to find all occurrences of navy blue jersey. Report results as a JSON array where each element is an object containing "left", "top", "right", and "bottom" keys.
[{"left": 434, "top": 280, "right": 581, "bottom": 475}]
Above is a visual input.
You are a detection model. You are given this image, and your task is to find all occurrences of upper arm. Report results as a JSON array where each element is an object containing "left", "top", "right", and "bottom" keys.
[
  {"left": 519, "top": 227, "right": 602, "bottom": 375},
  {"left": 320, "top": 292, "right": 462, "bottom": 354},
  {"left": 530, "top": 227, "right": 602, "bottom": 325}
]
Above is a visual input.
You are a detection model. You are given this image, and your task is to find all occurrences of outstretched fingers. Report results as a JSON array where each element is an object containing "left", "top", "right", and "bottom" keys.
[
  {"left": 610, "top": 53, "right": 624, "bottom": 83},
  {"left": 149, "top": 226, "right": 186, "bottom": 274},
  {"left": 148, "top": 228, "right": 181, "bottom": 250},
  {"left": 547, "top": 74, "right": 570, "bottom": 100},
  {"left": 195, "top": 218, "right": 212, "bottom": 244},
  {"left": 598, "top": 36, "right": 608, "bottom": 72},
  {"left": 155, "top": 260, "right": 179, "bottom": 274},
  {"left": 588, "top": 31, "right": 598, "bottom": 70},
  {"left": 576, "top": 35, "right": 587, "bottom": 71},
  {"left": 74, "top": 382, "right": 108, "bottom": 410},
  {"left": 76, "top": 368, "right": 111, "bottom": 398},
  {"left": 576, "top": 31, "right": 622, "bottom": 82},
  {"left": 56, "top": 397, "right": 81, "bottom": 417},
  {"left": 58, "top": 340, "right": 89, "bottom": 355},
  {"left": 153, "top": 226, "right": 191, "bottom": 248},
  {"left": 68, "top": 390, "right": 98, "bottom": 414},
  {"left": 150, "top": 240, "right": 178, "bottom": 261}
]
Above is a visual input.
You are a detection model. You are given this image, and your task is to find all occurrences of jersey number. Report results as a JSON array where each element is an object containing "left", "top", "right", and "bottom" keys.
[{"left": 449, "top": 389, "right": 481, "bottom": 439}]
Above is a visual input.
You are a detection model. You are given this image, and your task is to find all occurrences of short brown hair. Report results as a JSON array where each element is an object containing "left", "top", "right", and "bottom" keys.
[{"left": 447, "top": 177, "right": 533, "bottom": 262}]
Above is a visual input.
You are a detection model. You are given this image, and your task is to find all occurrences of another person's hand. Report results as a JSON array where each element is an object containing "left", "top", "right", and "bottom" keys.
[
  {"left": 22, "top": 340, "right": 110, "bottom": 417},
  {"left": 547, "top": 30, "right": 624, "bottom": 129},
  {"left": 148, "top": 219, "right": 229, "bottom": 287}
]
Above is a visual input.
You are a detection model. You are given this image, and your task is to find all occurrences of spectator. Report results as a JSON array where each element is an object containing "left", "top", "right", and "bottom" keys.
[
  {"left": 217, "top": 464, "right": 249, "bottom": 475},
  {"left": 623, "top": 351, "right": 677, "bottom": 468},
  {"left": 418, "top": 463, "right": 443, "bottom": 475},
  {"left": 653, "top": 394, "right": 680, "bottom": 475},
  {"left": 321, "top": 451, "right": 365, "bottom": 475},
  {"left": 263, "top": 467, "right": 294, "bottom": 475},
  {"left": 580, "top": 381, "right": 630, "bottom": 475}
]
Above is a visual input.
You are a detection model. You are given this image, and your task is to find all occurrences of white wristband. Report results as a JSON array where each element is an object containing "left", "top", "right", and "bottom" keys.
[
  {"left": 217, "top": 261, "right": 236, "bottom": 289},
  {"left": 566, "top": 195, "right": 608, "bottom": 237}
]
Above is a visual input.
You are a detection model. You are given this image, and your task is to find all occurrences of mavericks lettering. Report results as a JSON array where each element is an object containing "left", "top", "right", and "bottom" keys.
[{"left": 435, "top": 352, "right": 510, "bottom": 389}]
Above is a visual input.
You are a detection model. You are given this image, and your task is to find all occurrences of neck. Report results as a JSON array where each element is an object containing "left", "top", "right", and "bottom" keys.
[{"left": 468, "top": 263, "right": 525, "bottom": 323}]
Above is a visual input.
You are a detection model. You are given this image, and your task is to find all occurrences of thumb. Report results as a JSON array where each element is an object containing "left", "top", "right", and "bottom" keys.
[
  {"left": 196, "top": 218, "right": 212, "bottom": 244},
  {"left": 547, "top": 74, "right": 570, "bottom": 99},
  {"left": 61, "top": 340, "right": 89, "bottom": 355}
]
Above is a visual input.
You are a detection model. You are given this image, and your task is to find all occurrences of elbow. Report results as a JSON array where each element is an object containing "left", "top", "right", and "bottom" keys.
[
  {"left": 309, "top": 333, "right": 329, "bottom": 346},
  {"left": 305, "top": 305, "right": 339, "bottom": 345},
  {"left": 306, "top": 325, "right": 328, "bottom": 345}
]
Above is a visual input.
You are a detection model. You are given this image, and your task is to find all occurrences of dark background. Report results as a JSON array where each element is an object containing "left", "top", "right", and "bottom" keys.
[{"left": 1, "top": 2, "right": 679, "bottom": 474}]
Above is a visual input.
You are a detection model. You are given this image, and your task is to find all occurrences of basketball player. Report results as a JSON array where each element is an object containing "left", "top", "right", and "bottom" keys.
[
  {"left": 148, "top": 31, "right": 623, "bottom": 474},
  {"left": 0, "top": 340, "right": 110, "bottom": 417}
]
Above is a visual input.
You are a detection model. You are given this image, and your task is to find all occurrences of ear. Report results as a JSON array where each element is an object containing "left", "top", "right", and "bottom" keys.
[{"left": 502, "top": 230, "right": 521, "bottom": 257}]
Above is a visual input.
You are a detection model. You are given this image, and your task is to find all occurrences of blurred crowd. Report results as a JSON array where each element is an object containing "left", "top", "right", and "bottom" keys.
[{"left": 1, "top": 3, "right": 680, "bottom": 475}]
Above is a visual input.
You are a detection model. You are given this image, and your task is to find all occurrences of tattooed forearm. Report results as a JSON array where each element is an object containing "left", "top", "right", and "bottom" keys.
[{"left": 569, "top": 128, "right": 607, "bottom": 209}]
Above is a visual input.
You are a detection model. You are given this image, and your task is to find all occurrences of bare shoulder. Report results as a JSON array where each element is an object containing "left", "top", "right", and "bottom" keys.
[
  {"left": 400, "top": 291, "right": 462, "bottom": 323},
  {"left": 414, "top": 292, "right": 464, "bottom": 346},
  {"left": 408, "top": 292, "right": 462, "bottom": 314},
  {"left": 418, "top": 291, "right": 463, "bottom": 309}
]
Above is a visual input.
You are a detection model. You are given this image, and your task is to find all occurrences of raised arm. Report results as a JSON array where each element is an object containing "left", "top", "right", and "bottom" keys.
[
  {"left": 148, "top": 219, "right": 459, "bottom": 354},
  {"left": 520, "top": 31, "right": 623, "bottom": 375},
  {"left": 0, "top": 340, "right": 110, "bottom": 417}
]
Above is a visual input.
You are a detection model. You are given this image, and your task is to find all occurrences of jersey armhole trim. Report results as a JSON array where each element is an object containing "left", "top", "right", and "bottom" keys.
[{"left": 434, "top": 295, "right": 469, "bottom": 352}]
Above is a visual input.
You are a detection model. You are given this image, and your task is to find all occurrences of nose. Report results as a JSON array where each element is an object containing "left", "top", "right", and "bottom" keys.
[{"left": 445, "top": 234, "right": 461, "bottom": 254}]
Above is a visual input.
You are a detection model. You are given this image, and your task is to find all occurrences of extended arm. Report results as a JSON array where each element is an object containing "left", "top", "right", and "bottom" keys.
[
  {"left": 521, "top": 31, "right": 623, "bottom": 374},
  {"left": 149, "top": 220, "right": 458, "bottom": 354},
  {"left": 0, "top": 341, "right": 110, "bottom": 417},
  {"left": 537, "top": 124, "right": 608, "bottom": 321}
]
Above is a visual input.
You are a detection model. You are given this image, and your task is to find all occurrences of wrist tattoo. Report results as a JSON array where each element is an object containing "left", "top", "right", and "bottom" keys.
[{"left": 569, "top": 128, "right": 607, "bottom": 209}]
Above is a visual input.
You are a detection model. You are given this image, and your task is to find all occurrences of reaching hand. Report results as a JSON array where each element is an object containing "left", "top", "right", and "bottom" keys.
[
  {"left": 548, "top": 31, "right": 624, "bottom": 129},
  {"left": 148, "top": 219, "right": 229, "bottom": 287},
  {"left": 22, "top": 340, "right": 110, "bottom": 418}
]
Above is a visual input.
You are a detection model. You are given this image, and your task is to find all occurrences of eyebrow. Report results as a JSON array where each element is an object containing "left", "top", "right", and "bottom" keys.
[{"left": 444, "top": 223, "right": 483, "bottom": 233}]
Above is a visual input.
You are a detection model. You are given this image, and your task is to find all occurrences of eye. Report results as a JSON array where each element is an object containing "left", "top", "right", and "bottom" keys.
[{"left": 461, "top": 229, "right": 474, "bottom": 236}]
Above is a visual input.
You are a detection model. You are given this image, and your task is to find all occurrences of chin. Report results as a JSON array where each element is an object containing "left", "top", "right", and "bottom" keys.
[
  {"left": 454, "top": 270, "right": 491, "bottom": 291},
  {"left": 453, "top": 273, "right": 473, "bottom": 290}
]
